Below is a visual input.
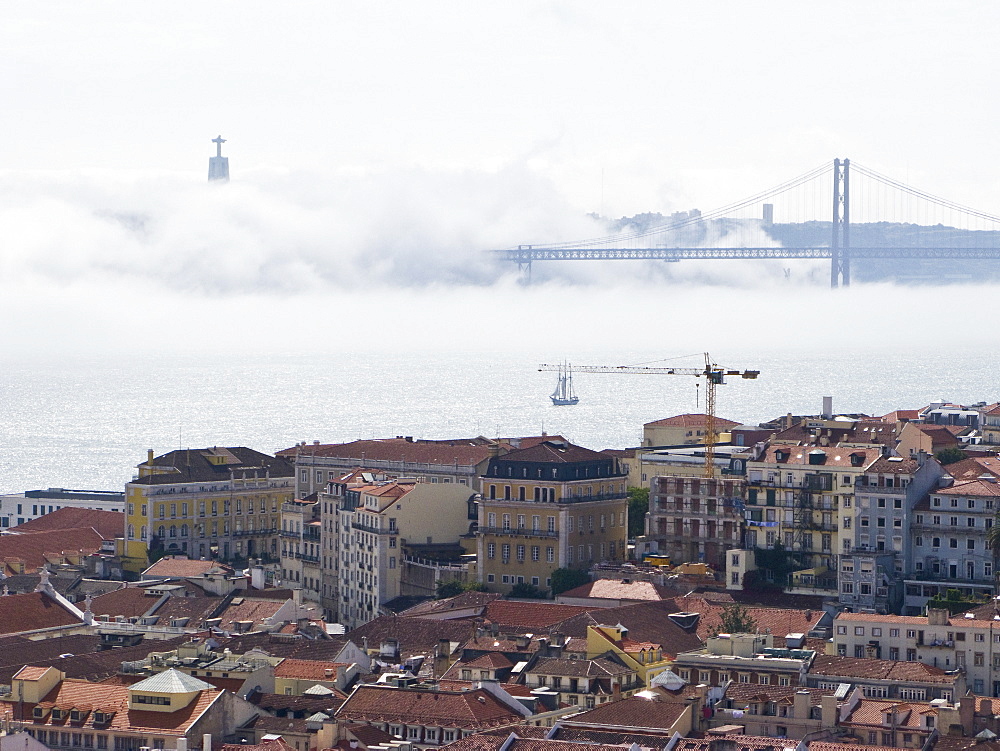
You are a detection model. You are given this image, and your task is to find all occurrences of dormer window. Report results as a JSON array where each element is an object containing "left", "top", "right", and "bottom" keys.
[
  {"left": 50, "top": 709, "right": 65, "bottom": 721},
  {"left": 32, "top": 707, "right": 46, "bottom": 719}
]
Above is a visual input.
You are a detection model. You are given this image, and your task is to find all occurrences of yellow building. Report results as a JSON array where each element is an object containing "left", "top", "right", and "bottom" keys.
[
  {"left": 121, "top": 447, "right": 295, "bottom": 573},
  {"left": 476, "top": 439, "right": 629, "bottom": 594},
  {"left": 642, "top": 413, "right": 740, "bottom": 448},
  {"left": 586, "top": 624, "right": 673, "bottom": 686}
]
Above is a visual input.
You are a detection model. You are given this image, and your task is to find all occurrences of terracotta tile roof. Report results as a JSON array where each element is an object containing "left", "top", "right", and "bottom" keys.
[
  {"left": 151, "top": 595, "right": 223, "bottom": 625},
  {"left": 560, "top": 695, "right": 688, "bottom": 731},
  {"left": 335, "top": 685, "right": 523, "bottom": 729},
  {"left": 549, "top": 727, "right": 678, "bottom": 747},
  {"left": 461, "top": 635, "right": 543, "bottom": 655},
  {"left": 772, "top": 423, "right": 897, "bottom": 447},
  {"left": 0, "top": 528, "right": 105, "bottom": 575},
  {"left": 862, "top": 456, "right": 921, "bottom": 474},
  {"left": 443, "top": 736, "right": 636, "bottom": 751},
  {"left": 218, "top": 633, "right": 354, "bottom": 661},
  {"left": 809, "top": 744, "right": 903, "bottom": 751},
  {"left": 529, "top": 657, "right": 633, "bottom": 678},
  {"left": 220, "top": 738, "right": 295, "bottom": 751},
  {"left": 671, "top": 735, "right": 804, "bottom": 751},
  {"left": 557, "top": 602, "right": 703, "bottom": 657},
  {"left": 756, "top": 445, "right": 880, "bottom": 468},
  {"left": 14, "top": 666, "right": 51, "bottom": 680},
  {"left": 1, "top": 676, "right": 222, "bottom": 735},
  {"left": 142, "top": 557, "right": 235, "bottom": 579},
  {"left": 345, "top": 724, "right": 397, "bottom": 746},
  {"left": 348, "top": 615, "right": 476, "bottom": 653},
  {"left": 0, "top": 591, "right": 81, "bottom": 635},
  {"left": 401, "top": 591, "right": 501, "bottom": 618},
  {"left": 216, "top": 597, "right": 287, "bottom": 631},
  {"left": 90, "top": 586, "right": 157, "bottom": 618},
  {"left": 482, "top": 601, "right": 597, "bottom": 632},
  {"left": 245, "top": 715, "right": 311, "bottom": 735},
  {"left": 835, "top": 611, "right": 999, "bottom": 628},
  {"left": 843, "top": 698, "right": 936, "bottom": 730},
  {"left": 809, "top": 653, "right": 955, "bottom": 683},
  {"left": 13, "top": 508, "right": 125, "bottom": 540},
  {"left": 946, "top": 455, "right": 1000, "bottom": 481},
  {"left": 248, "top": 690, "right": 343, "bottom": 715},
  {"left": 463, "top": 653, "right": 514, "bottom": 670},
  {"left": 881, "top": 410, "right": 921, "bottom": 422},
  {"left": 723, "top": 684, "right": 835, "bottom": 705},
  {"left": 645, "top": 414, "right": 741, "bottom": 429},
  {"left": 559, "top": 579, "right": 672, "bottom": 602},
  {"left": 274, "top": 659, "right": 349, "bottom": 680},
  {"left": 934, "top": 478, "right": 1000, "bottom": 497},
  {"left": 493, "top": 442, "right": 616, "bottom": 465},
  {"left": 277, "top": 439, "right": 496, "bottom": 467}
]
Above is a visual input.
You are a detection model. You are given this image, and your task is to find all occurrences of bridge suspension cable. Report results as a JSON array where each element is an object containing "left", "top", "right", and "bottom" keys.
[
  {"left": 852, "top": 162, "right": 1000, "bottom": 225},
  {"left": 526, "top": 161, "right": 833, "bottom": 249}
]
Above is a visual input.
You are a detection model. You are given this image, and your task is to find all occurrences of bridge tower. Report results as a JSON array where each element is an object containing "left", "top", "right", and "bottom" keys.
[{"left": 830, "top": 158, "right": 850, "bottom": 287}]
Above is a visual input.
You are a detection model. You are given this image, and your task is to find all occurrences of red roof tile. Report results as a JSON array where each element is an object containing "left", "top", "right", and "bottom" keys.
[
  {"left": 645, "top": 414, "right": 741, "bottom": 429},
  {"left": 0, "top": 592, "right": 81, "bottom": 635},
  {"left": 335, "top": 685, "right": 523, "bottom": 729},
  {"left": 13, "top": 508, "right": 125, "bottom": 540}
]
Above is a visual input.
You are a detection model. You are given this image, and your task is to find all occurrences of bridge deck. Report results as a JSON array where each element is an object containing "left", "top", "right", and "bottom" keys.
[{"left": 497, "top": 247, "right": 1000, "bottom": 262}]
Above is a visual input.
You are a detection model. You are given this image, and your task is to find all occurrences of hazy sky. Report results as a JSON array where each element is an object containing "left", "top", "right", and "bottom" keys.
[
  {"left": 2, "top": 2, "right": 1000, "bottom": 360},
  {"left": 4, "top": 2, "right": 998, "bottom": 213}
]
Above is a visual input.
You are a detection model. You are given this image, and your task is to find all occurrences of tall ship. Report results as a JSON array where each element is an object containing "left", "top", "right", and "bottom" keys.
[{"left": 550, "top": 362, "right": 579, "bottom": 406}]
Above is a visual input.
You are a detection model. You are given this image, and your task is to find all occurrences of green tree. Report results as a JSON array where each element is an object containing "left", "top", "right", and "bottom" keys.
[
  {"left": 510, "top": 582, "right": 547, "bottom": 599},
  {"left": 435, "top": 579, "right": 487, "bottom": 599},
  {"left": 708, "top": 603, "right": 758, "bottom": 636},
  {"left": 549, "top": 567, "right": 590, "bottom": 595},
  {"left": 627, "top": 486, "right": 649, "bottom": 539},
  {"left": 935, "top": 446, "right": 968, "bottom": 465}
]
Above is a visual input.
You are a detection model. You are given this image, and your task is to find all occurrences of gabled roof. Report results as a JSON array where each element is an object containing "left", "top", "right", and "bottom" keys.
[
  {"left": 809, "top": 653, "right": 954, "bottom": 683},
  {"left": 0, "top": 527, "right": 105, "bottom": 576},
  {"left": 141, "top": 557, "right": 234, "bottom": 579},
  {"left": 482, "top": 601, "right": 597, "bottom": 632},
  {"left": 348, "top": 615, "right": 475, "bottom": 653},
  {"left": 528, "top": 656, "right": 633, "bottom": 678},
  {"left": 934, "top": 478, "right": 1000, "bottom": 497},
  {"left": 274, "top": 659, "right": 348, "bottom": 680},
  {"left": 13, "top": 508, "right": 125, "bottom": 540},
  {"left": 560, "top": 695, "right": 689, "bottom": 730},
  {"left": 559, "top": 578, "right": 672, "bottom": 602},
  {"left": 644, "top": 414, "right": 741, "bottom": 429},
  {"left": 335, "top": 685, "right": 523, "bottom": 729},
  {"left": 130, "top": 668, "right": 214, "bottom": 693},
  {"left": 493, "top": 441, "right": 611, "bottom": 465},
  {"left": 401, "top": 591, "right": 501, "bottom": 618},
  {"left": 0, "top": 591, "right": 82, "bottom": 636},
  {"left": 90, "top": 586, "right": 157, "bottom": 618}
]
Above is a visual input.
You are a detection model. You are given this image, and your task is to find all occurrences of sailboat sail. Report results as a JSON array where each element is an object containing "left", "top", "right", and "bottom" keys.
[{"left": 550, "top": 362, "right": 579, "bottom": 406}]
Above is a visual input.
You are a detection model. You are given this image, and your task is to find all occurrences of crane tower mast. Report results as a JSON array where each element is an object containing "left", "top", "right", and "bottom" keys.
[{"left": 538, "top": 353, "right": 759, "bottom": 477}]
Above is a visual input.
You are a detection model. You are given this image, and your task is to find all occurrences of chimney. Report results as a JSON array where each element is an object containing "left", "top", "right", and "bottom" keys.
[
  {"left": 176, "top": 741, "right": 187, "bottom": 751},
  {"left": 793, "top": 690, "right": 811, "bottom": 719},
  {"left": 147, "top": 448, "right": 155, "bottom": 465},
  {"left": 203, "top": 735, "right": 212, "bottom": 751},
  {"left": 928, "top": 607, "right": 950, "bottom": 626},
  {"left": 820, "top": 694, "right": 838, "bottom": 727},
  {"left": 822, "top": 396, "right": 833, "bottom": 420},
  {"left": 958, "top": 696, "right": 974, "bottom": 734}
]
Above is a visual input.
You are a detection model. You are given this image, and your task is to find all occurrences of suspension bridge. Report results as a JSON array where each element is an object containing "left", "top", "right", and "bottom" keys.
[{"left": 495, "top": 159, "right": 1000, "bottom": 287}]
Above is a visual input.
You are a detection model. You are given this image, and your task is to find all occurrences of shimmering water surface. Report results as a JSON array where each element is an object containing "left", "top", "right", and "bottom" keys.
[{"left": 1, "top": 347, "right": 995, "bottom": 493}]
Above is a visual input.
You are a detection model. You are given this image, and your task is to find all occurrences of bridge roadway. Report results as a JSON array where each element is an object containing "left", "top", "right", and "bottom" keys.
[{"left": 497, "top": 246, "right": 1000, "bottom": 263}]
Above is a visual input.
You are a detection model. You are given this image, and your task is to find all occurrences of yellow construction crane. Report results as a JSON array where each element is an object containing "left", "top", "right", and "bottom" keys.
[{"left": 538, "top": 353, "right": 759, "bottom": 477}]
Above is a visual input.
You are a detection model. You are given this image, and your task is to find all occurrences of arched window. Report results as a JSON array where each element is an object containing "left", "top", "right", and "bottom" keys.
[
  {"left": 158, "top": 525, "right": 166, "bottom": 539},
  {"left": 169, "top": 526, "right": 177, "bottom": 538},
  {"left": 127, "top": 524, "right": 135, "bottom": 540},
  {"left": 140, "top": 526, "right": 147, "bottom": 540}
]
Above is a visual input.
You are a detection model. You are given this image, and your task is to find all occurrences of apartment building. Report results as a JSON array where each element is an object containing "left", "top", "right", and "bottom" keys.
[
  {"left": 672, "top": 633, "right": 814, "bottom": 688},
  {"left": 744, "top": 443, "right": 882, "bottom": 594},
  {"left": 906, "top": 477, "right": 1000, "bottom": 613},
  {"left": 476, "top": 439, "right": 628, "bottom": 594},
  {"left": 333, "top": 480, "right": 476, "bottom": 629},
  {"left": 831, "top": 609, "right": 1000, "bottom": 697},
  {"left": 647, "top": 475, "right": 745, "bottom": 570},
  {"left": 838, "top": 453, "right": 944, "bottom": 613},
  {"left": 0, "top": 489, "right": 123, "bottom": 529},
  {"left": 278, "top": 496, "right": 322, "bottom": 605},
  {"left": 121, "top": 448, "right": 294, "bottom": 573},
  {"left": 641, "top": 414, "right": 741, "bottom": 448}
]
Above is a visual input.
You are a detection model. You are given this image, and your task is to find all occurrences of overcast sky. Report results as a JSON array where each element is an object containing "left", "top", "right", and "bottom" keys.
[
  {"left": 2, "top": 2, "right": 999, "bottom": 360},
  {"left": 3, "top": 2, "right": 998, "bottom": 214}
]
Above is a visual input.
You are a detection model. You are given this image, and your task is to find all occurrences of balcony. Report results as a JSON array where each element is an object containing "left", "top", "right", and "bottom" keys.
[
  {"left": 352, "top": 521, "right": 382, "bottom": 534},
  {"left": 479, "top": 526, "right": 559, "bottom": 539},
  {"left": 231, "top": 528, "right": 273, "bottom": 537},
  {"left": 295, "top": 552, "right": 320, "bottom": 563}
]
